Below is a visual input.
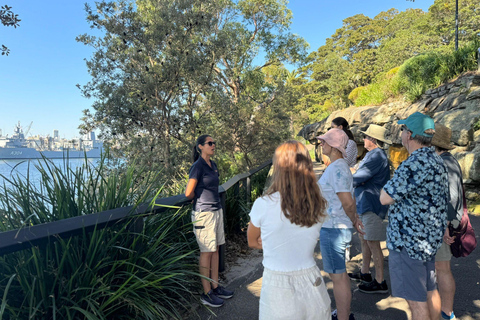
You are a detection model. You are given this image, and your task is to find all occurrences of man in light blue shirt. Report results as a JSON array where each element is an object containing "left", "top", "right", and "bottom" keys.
[{"left": 349, "top": 124, "right": 391, "bottom": 294}]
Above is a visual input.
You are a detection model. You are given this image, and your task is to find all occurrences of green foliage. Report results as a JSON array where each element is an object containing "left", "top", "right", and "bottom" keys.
[
  {"left": 223, "top": 165, "right": 271, "bottom": 235},
  {"left": 354, "top": 82, "right": 387, "bottom": 106},
  {"left": 429, "top": 0, "right": 480, "bottom": 47},
  {"left": 1, "top": 4, "right": 21, "bottom": 56},
  {"left": 0, "top": 157, "right": 199, "bottom": 319},
  {"left": 299, "top": 2, "right": 480, "bottom": 122},
  {"left": 78, "top": 0, "right": 308, "bottom": 175},
  {"left": 395, "top": 37, "right": 480, "bottom": 101},
  {"left": 350, "top": 37, "right": 480, "bottom": 106},
  {"left": 348, "top": 86, "right": 366, "bottom": 105}
]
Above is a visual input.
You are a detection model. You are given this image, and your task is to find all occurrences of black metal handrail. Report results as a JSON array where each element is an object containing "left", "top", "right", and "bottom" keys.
[{"left": 0, "top": 159, "right": 273, "bottom": 266}]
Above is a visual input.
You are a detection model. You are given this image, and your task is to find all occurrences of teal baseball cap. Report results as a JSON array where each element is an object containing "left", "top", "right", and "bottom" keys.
[{"left": 398, "top": 112, "right": 435, "bottom": 138}]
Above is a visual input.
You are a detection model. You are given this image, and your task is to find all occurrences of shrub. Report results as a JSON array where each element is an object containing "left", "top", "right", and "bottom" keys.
[
  {"left": 396, "top": 37, "right": 480, "bottom": 101},
  {"left": 0, "top": 157, "right": 199, "bottom": 319},
  {"left": 355, "top": 82, "right": 387, "bottom": 106},
  {"left": 348, "top": 86, "right": 366, "bottom": 105}
]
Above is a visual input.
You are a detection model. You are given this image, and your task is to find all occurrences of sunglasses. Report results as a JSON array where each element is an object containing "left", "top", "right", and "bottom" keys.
[
  {"left": 363, "top": 135, "right": 373, "bottom": 141},
  {"left": 203, "top": 141, "right": 216, "bottom": 146}
]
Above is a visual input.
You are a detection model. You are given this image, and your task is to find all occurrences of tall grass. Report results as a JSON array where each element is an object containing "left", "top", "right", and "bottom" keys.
[{"left": 0, "top": 156, "right": 199, "bottom": 319}]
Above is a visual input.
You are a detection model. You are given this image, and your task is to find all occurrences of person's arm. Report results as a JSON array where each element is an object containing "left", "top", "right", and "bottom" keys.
[
  {"left": 337, "top": 192, "right": 365, "bottom": 235},
  {"left": 380, "top": 158, "right": 415, "bottom": 205},
  {"left": 380, "top": 188, "right": 395, "bottom": 205},
  {"left": 247, "top": 222, "right": 262, "bottom": 249},
  {"left": 185, "top": 178, "right": 198, "bottom": 199}
]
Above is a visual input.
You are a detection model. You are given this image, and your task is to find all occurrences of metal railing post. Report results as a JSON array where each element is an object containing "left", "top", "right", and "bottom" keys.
[
  {"left": 219, "top": 191, "right": 227, "bottom": 273},
  {"left": 246, "top": 176, "right": 251, "bottom": 206},
  {"left": 478, "top": 47, "right": 480, "bottom": 70}
]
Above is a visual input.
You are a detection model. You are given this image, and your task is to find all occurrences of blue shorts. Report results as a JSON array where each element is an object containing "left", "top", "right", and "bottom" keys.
[
  {"left": 389, "top": 248, "right": 437, "bottom": 302},
  {"left": 320, "top": 228, "right": 353, "bottom": 274}
]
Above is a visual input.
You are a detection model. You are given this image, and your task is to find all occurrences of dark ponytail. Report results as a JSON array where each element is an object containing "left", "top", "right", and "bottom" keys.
[
  {"left": 192, "top": 134, "right": 211, "bottom": 163},
  {"left": 332, "top": 117, "right": 355, "bottom": 141}
]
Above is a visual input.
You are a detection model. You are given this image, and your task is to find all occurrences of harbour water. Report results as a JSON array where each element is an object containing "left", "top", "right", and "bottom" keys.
[{"left": 0, "top": 158, "right": 99, "bottom": 190}]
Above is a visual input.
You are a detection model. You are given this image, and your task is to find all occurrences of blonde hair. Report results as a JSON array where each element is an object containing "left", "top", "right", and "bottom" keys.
[{"left": 266, "top": 141, "right": 327, "bottom": 227}]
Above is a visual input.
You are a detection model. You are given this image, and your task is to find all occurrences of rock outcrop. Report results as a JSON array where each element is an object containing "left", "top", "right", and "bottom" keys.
[{"left": 299, "top": 71, "right": 480, "bottom": 184}]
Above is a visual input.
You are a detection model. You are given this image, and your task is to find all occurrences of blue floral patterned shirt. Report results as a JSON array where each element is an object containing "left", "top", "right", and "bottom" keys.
[{"left": 384, "top": 147, "right": 448, "bottom": 261}]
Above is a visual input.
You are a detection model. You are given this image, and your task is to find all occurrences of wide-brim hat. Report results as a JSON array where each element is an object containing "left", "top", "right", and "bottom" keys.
[
  {"left": 360, "top": 124, "right": 392, "bottom": 144},
  {"left": 317, "top": 128, "right": 348, "bottom": 158},
  {"left": 431, "top": 123, "right": 455, "bottom": 150}
]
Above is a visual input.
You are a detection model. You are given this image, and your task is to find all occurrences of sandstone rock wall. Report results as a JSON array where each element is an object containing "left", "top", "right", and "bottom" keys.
[{"left": 299, "top": 72, "right": 480, "bottom": 184}]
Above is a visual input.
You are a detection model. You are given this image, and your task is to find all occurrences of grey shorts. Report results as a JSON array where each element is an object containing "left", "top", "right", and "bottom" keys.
[
  {"left": 389, "top": 248, "right": 437, "bottom": 302},
  {"left": 435, "top": 240, "right": 452, "bottom": 262},
  {"left": 192, "top": 208, "right": 225, "bottom": 252},
  {"left": 359, "top": 211, "right": 387, "bottom": 241}
]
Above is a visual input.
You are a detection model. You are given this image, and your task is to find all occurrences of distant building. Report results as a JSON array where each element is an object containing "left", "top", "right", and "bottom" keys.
[{"left": 53, "top": 130, "right": 59, "bottom": 140}]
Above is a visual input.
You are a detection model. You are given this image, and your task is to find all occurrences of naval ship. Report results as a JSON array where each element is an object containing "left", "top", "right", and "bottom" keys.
[{"left": 0, "top": 122, "right": 103, "bottom": 160}]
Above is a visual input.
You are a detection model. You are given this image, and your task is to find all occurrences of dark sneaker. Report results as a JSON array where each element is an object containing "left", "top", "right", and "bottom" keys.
[
  {"left": 331, "top": 309, "right": 355, "bottom": 320},
  {"left": 358, "top": 279, "right": 389, "bottom": 294},
  {"left": 212, "top": 286, "right": 234, "bottom": 299},
  {"left": 348, "top": 272, "right": 372, "bottom": 282},
  {"left": 200, "top": 290, "right": 224, "bottom": 307}
]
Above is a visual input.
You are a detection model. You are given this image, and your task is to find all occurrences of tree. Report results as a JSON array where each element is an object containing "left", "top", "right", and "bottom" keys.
[
  {"left": 204, "top": 0, "right": 308, "bottom": 168},
  {"left": 1, "top": 5, "right": 21, "bottom": 56},
  {"left": 429, "top": 0, "right": 480, "bottom": 48},
  {"left": 78, "top": 0, "right": 308, "bottom": 174},
  {"left": 78, "top": 0, "right": 224, "bottom": 171}
]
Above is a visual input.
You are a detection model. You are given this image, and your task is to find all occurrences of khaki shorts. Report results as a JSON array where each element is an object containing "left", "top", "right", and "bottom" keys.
[
  {"left": 359, "top": 211, "right": 387, "bottom": 241},
  {"left": 435, "top": 240, "right": 452, "bottom": 262},
  {"left": 192, "top": 209, "right": 225, "bottom": 252}
]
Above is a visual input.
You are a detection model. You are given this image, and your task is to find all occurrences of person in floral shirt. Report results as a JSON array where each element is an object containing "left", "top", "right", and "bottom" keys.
[{"left": 380, "top": 112, "right": 448, "bottom": 320}]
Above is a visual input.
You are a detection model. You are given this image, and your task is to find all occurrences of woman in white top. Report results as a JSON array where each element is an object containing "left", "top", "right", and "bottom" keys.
[
  {"left": 316, "top": 128, "right": 364, "bottom": 320},
  {"left": 331, "top": 117, "right": 358, "bottom": 168},
  {"left": 247, "top": 141, "right": 331, "bottom": 320}
]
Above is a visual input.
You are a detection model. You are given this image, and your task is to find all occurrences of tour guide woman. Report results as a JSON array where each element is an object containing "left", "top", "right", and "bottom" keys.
[
  {"left": 185, "top": 135, "right": 234, "bottom": 308},
  {"left": 247, "top": 141, "right": 331, "bottom": 320}
]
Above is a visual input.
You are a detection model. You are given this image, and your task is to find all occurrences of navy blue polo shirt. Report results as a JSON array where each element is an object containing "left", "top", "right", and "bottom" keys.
[{"left": 189, "top": 157, "right": 221, "bottom": 212}]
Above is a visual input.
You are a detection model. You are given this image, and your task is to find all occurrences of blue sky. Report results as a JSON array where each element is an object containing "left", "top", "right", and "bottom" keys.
[{"left": 0, "top": 0, "right": 434, "bottom": 139}]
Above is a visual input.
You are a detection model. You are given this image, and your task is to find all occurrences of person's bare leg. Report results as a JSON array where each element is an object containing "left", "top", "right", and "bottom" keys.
[
  {"left": 330, "top": 272, "right": 351, "bottom": 320},
  {"left": 427, "top": 289, "right": 441, "bottom": 320},
  {"left": 199, "top": 252, "right": 213, "bottom": 293},
  {"left": 367, "top": 240, "right": 384, "bottom": 282},
  {"left": 210, "top": 247, "right": 220, "bottom": 289},
  {"left": 407, "top": 300, "right": 431, "bottom": 320},
  {"left": 435, "top": 260, "right": 455, "bottom": 317},
  {"left": 359, "top": 234, "right": 372, "bottom": 274}
]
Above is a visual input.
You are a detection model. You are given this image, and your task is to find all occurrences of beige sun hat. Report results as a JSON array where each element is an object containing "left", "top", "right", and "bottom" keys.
[
  {"left": 360, "top": 124, "right": 392, "bottom": 144},
  {"left": 431, "top": 123, "right": 455, "bottom": 150}
]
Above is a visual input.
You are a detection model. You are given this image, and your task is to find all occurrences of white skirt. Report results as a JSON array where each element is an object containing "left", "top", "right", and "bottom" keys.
[{"left": 259, "top": 265, "right": 331, "bottom": 320}]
